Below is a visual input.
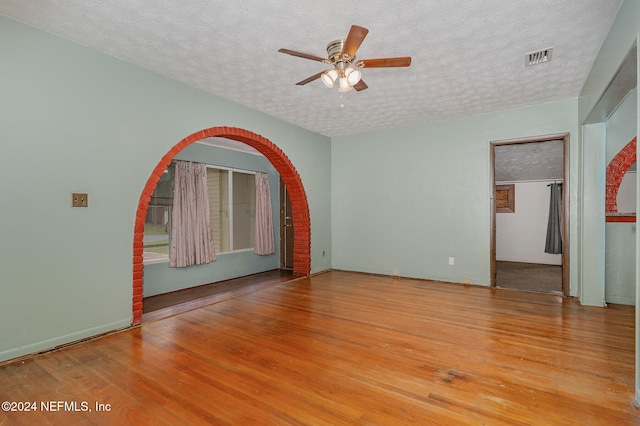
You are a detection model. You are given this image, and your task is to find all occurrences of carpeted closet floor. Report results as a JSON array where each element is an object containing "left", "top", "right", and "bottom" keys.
[{"left": 496, "top": 261, "right": 562, "bottom": 294}]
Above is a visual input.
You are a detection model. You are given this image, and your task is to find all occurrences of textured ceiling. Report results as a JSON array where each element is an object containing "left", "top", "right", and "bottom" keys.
[
  {"left": 495, "top": 141, "right": 564, "bottom": 183},
  {"left": 0, "top": 1, "right": 622, "bottom": 137}
]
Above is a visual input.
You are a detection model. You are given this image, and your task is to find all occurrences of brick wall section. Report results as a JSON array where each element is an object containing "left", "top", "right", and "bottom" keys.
[
  {"left": 132, "top": 127, "right": 311, "bottom": 325},
  {"left": 606, "top": 137, "right": 636, "bottom": 213}
]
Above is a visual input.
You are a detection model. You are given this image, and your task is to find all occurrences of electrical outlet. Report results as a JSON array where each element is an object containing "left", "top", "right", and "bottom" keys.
[
  {"left": 393, "top": 270, "right": 400, "bottom": 276},
  {"left": 71, "top": 193, "right": 88, "bottom": 207},
  {"left": 448, "top": 257, "right": 454, "bottom": 266},
  {"left": 463, "top": 278, "right": 471, "bottom": 285}
]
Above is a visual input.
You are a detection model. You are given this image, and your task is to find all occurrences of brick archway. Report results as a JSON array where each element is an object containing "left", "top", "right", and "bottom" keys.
[
  {"left": 132, "top": 127, "right": 311, "bottom": 325},
  {"left": 606, "top": 137, "right": 636, "bottom": 214}
]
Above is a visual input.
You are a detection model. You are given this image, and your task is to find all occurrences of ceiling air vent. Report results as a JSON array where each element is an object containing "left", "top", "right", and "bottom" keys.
[{"left": 525, "top": 47, "right": 553, "bottom": 67}]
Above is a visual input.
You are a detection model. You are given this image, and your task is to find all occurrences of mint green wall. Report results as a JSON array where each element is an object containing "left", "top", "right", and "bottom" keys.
[
  {"left": 581, "top": 122, "right": 607, "bottom": 306},
  {"left": 577, "top": 2, "right": 639, "bottom": 307},
  {"left": 606, "top": 88, "right": 637, "bottom": 162},
  {"left": 579, "top": 1, "right": 638, "bottom": 124},
  {"left": 144, "top": 143, "right": 281, "bottom": 297},
  {"left": 0, "top": 16, "right": 331, "bottom": 362},
  {"left": 1, "top": 3, "right": 634, "bottom": 388},
  {"left": 606, "top": 223, "right": 636, "bottom": 304},
  {"left": 576, "top": 0, "right": 639, "bottom": 404},
  {"left": 605, "top": 88, "right": 636, "bottom": 305},
  {"left": 331, "top": 99, "right": 579, "bottom": 290}
]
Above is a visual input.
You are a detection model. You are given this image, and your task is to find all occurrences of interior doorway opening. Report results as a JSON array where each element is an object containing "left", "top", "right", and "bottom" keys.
[
  {"left": 490, "top": 133, "right": 570, "bottom": 296},
  {"left": 280, "top": 178, "right": 294, "bottom": 270},
  {"left": 132, "top": 127, "right": 311, "bottom": 325}
]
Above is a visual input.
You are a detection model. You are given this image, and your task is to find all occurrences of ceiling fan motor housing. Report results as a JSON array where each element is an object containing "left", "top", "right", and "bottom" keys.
[{"left": 327, "top": 39, "right": 353, "bottom": 63}]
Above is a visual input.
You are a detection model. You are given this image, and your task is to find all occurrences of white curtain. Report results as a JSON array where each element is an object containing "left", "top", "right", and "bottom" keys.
[
  {"left": 254, "top": 172, "right": 275, "bottom": 255},
  {"left": 170, "top": 161, "right": 216, "bottom": 267}
]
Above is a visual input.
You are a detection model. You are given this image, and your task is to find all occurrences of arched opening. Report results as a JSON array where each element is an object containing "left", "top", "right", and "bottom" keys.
[
  {"left": 606, "top": 137, "right": 636, "bottom": 217},
  {"left": 131, "top": 127, "right": 311, "bottom": 325}
]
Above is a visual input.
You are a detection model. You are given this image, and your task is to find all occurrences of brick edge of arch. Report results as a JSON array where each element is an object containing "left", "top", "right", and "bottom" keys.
[
  {"left": 606, "top": 137, "right": 636, "bottom": 217},
  {"left": 131, "top": 127, "right": 311, "bottom": 325}
]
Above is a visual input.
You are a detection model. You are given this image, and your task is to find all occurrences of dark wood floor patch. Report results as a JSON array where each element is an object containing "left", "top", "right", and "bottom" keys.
[{"left": 142, "top": 269, "right": 296, "bottom": 322}]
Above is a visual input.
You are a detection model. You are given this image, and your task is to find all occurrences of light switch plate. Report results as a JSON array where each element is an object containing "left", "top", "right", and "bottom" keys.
[{"left": 71, "top": 193, "right": 88, "bottom": 207}]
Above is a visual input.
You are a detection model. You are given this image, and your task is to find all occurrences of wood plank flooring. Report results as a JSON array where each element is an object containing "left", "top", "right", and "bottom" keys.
[{"left": 1, "top": 270, "right": 638, "bottom": 425}]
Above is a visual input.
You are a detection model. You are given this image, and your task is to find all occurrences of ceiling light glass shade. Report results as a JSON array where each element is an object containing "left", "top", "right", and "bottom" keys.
[
  {"left": 321, "top": 69, "right": 338, "bottom": 88},
  {"left": 338, "top": 76, "right": 353, "bottom": 92},
  {"left": 345, "top": 67, "right": 362, "bottom": 86}
]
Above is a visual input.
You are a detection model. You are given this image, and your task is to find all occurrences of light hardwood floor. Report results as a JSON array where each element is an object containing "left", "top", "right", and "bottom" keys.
[{"left": 1, "top": 270, "right": 638, "bottom": 425}]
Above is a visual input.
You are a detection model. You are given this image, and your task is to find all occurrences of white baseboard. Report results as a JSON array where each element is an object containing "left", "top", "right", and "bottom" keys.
[
  {"left": 0, "top": 318, "right": 132, "bottom": 364},
  {"left": 605, "top": 295, "right": 635, "bottom": 306}
]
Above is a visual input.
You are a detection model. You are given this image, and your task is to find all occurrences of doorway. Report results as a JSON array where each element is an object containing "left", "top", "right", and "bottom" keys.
[
  {"left": 280, "top": 178, "right": 294, "bottom": 270},
  {"left": 133, "top": 126, "right": 311, "bottom": 325},
  {"left": 490, "top": 134, "right": 570, "bottom": 296}
]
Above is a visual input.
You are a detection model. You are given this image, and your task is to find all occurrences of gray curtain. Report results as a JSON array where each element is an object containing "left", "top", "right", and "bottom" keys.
[
  {"left": 254, "top": 172, "right": 275, "bottom": 255},
  {"left": 544, "top": 183, "right": 562, "bottom": 254},
  {"left": 170, "top": 161, "right": 216, "bottom": 267}
]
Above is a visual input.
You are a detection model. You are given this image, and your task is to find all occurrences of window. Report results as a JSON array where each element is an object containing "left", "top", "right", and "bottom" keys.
[
  {"left": 231, "top": 171, "right": 256, "bottom": 250},
  {"left": 207, "top": 166, "right": 256, "bottom": 252},
  {"left": 143, "top": 163, "right": 174, "bottom": 262},
  {"left": 144, "top": 162, "right": 257, "bottom": 263}
]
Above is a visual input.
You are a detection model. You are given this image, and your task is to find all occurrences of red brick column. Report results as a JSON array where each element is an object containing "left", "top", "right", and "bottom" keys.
[
  {"left": 606, "top": 137, "right": 636, "bottom": 213},
  {"left": 132, "top": 127, "right": 311, "bottom": 325}
]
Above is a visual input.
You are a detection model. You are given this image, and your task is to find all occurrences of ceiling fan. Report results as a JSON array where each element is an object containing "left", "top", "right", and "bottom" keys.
[{"left": 278, "top": 25, "right": 411, "bottom": 93}]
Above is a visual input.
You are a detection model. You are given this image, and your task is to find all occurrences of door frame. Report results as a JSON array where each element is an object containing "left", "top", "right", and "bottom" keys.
[
  {"left": 490, "top": 133, "right": 570, "bottom": 296},
  {"left": 280, "top": 178, "right": 294, "bottom": 270}
]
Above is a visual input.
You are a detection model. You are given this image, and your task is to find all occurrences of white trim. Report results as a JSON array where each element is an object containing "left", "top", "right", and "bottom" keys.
[
  {"left": 205, "top": 164, "right": 257, "bottom": 175},
  {"left": 196, "top": 138, "right": 264, "bottom": 157},
  {"left": 143, "top": 248, "right": 255, "bottom": 265},
  {"left": 230, "top": 248, "right": 255, "bottom": 254},
  {"left": 143, "top": 256, "right": 169, "bottom": 266},
  {"left": 0, "top": 319, "right": 131, "bottom": 364},
  {"left": 496, "top": 179, "right": 563, "bottom": 185},
  {"left": 605, "top": 295, "right": 635, "bottom": 305}
]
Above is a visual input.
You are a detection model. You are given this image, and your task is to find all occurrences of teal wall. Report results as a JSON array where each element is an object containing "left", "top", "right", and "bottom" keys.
[
  {"left": 581, "top": 122, "right": 607, "bottom": 306},
  {"left": 0, "top": 15, "right": 331, "bottom": 362},
  {"left": 605, "top": 88, "right": 636, "bottom": 305},
  {"left": 579, "top": 1, "right": 640, "bottom": 124},
  {"left": 331, "top": 99, "right": 580, "bottom": 290},
  {"left": 578, "top": 0, "right": 640, "bottom": 307},
  {"left": 576, "top": 0, "right": 640, "bottom": 404},
  {"left": 1, "top": 2, "right": 636, "bottom": 379},
  {"left": 144, "top": 143, "right": 281, "bottom": 297}
]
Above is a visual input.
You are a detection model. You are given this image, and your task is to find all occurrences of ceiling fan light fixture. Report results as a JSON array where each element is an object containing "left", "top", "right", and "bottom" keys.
[
  {"left": 279, "top": 24, "right": 412, "bottom": 93},
  {"left": 321, "top": 69, "right": 338, "bottom": 88},
  {"left": 338, "top": 76, "right": 353, "bottom": 92},
  {"left": 345, "top": 66, "right": 362, "bottom": 85}
]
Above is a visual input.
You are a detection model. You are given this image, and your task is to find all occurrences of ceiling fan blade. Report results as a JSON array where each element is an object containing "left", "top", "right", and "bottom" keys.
[
  {"left": 341, "top": 25, "right": 369, "bottom": 60},
  {"left": 356, "top": 57, "right": 412, "bottom": 68},
  {"left": 278, "top": 48, "right": 328, "bottom": 63},
  {"left": 295, "top": 71, "right": 324, "bottom": 86},
  {"left": 353, "top": 80, "right": 368, "bottom": 91}
]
